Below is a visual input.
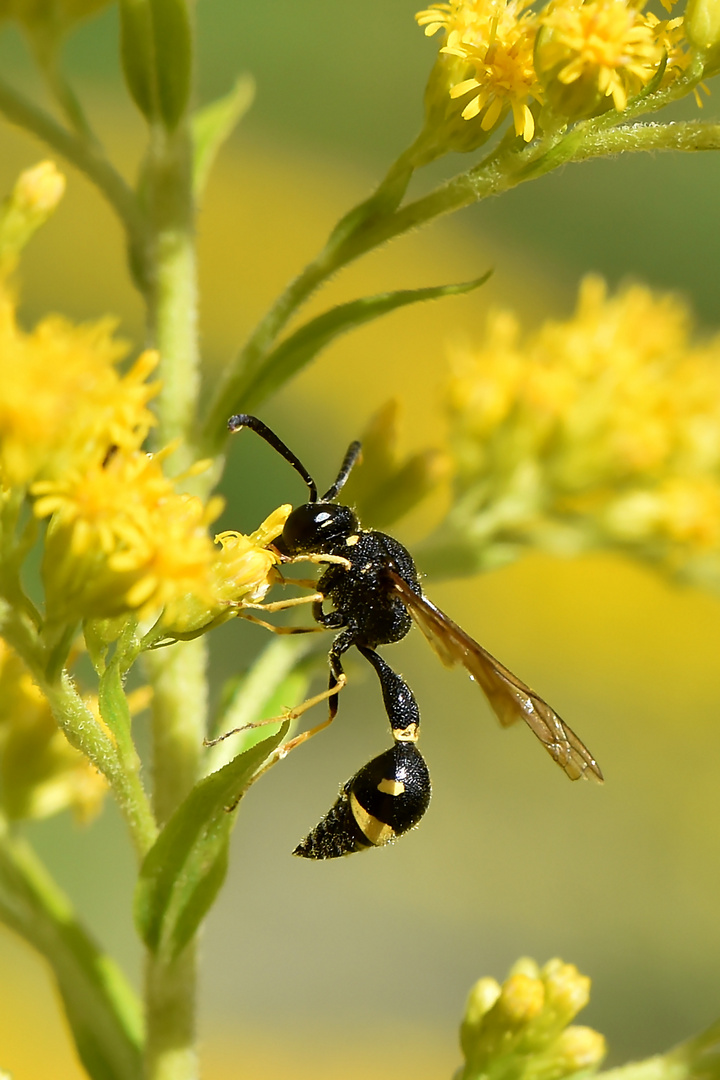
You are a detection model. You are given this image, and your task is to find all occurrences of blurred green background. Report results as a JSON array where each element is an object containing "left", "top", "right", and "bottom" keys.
[{"left": 1, "top": 1, "right": 720, "bottom": 1077}]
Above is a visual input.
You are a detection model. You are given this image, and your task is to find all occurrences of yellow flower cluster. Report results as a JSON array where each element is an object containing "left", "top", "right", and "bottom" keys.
[
  {"left": 0, "top": 287, "right": 158, "bottom": 489},
  {"left": 0, "top": 275, "right": 288, "bottom": 631},
  {"left": 459, "top": 958, "right": 606, "bottom": 1080},
  {"left": 445, "top": 277, "right": 720, "bottom": 583},
  {"left": 416, "top": 0, "right": 690, "bottom": 140}
]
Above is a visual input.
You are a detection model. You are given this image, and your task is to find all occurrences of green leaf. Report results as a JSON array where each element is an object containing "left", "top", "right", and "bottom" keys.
[
  {"left": 0, "top": 832, "right": 142, "bottom": 1080},
  {"left": 149, "top": 0, "right": 192, "bottom": 131},
  {"left": 119, "top": 0, "right": 156, "bottom": 121},
  {"left": 135, "top": 721, "right": 289, "bottom": 962},
  {"left": 118, "top": 0, "right": 192, "bottom": 129},
  {"left": 341, "top": 400, "right": 447, "bottom": 528},
  {"left": 191, "top": 74, "right": 255, "bottom": 197},
  {"left": 238, "top": 270, "right": 493, "bottom": 412}
]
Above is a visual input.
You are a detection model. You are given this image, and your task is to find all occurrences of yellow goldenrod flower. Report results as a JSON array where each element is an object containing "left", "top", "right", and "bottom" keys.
[
  {"left": 0, "top": 283, "right": 159, "bottom": 489},
  {"left": 439, "top": 0, "right": 543, "bottom": 140},
  {"left": 33, "top": 447, "right": 223, "bottom": 625},
  {"left": 536, "top": 0, "right": 664, "bottom": 114},
  {"left": 0, "top": 638, "right": 107, "bottom": 822},
  {"left": 162, "top": 504, "right": 292, "bottom": 637},
  {"left": 442, "top": 277, "right": 720, "bottom": 585},
  {"left": 212, "top": 504, "right": 291, "bottom": 606}
]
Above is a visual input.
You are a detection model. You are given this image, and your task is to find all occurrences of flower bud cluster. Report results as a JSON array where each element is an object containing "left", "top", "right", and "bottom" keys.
[{"left": 457, "top": 958, "right": 606, "bottom": 1080}]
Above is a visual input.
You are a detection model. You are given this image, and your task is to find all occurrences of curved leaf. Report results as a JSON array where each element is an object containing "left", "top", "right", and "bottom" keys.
[
  {"left": 118, "top": 0, "right": 192, "bottom": 129},
  {"left": 237, "top": 270, "right": 493, "bottom": 412},
  {"left": 0, "top": 832, "right": 142, "bottom": 1080},
  {"left": 119, "top": 0, "right": 156, "bottom": 121},
  {"left": 150, "top": 0, "right": 192, "bottom": 130},
  {"left": 191, "top": 74, "right": 255, "bottom": 197},
  {"left": 135, "top": 721, "right": 288, "bottom": 962}
]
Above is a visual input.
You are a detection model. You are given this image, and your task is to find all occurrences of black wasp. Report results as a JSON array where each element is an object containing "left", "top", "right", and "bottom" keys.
[{"left": 226, "top": 414, "right": 603, "bottom": 860}]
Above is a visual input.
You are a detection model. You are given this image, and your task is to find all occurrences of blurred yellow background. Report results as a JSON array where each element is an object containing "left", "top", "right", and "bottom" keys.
[{"left": 1, "top": 1, "right": 720, "bottom": 1077}]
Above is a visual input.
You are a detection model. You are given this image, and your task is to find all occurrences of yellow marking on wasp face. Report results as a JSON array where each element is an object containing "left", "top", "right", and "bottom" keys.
[
  {"left": 345, "top": 534, "right": 360, "bottom": 546},
  {"left": 377, "top": 778, "right": 405, "bottom": 797},
  {"left": 349, "top": 792, "right": 395, "bottom": 846},
  {"left": 393, "top": 723, "right": 419, "bottom": 743}
]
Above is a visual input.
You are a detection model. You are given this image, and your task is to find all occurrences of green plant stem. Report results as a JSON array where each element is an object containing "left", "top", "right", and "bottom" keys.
[
  {"left": 0, "top": 603, "right": 157, "bottom": 857},
  {"left": 31, "top": 30, "right": 98, "bottom": 143},
  {"left": 141, "top": 113, "right": 204, "bottom": 1080},
  {"left": 601, "top": 1018, "right": 720, "bottom": 1080},
  {"left": 144, "top": 121, "right": 200, "bottom": 465},
  {"left": 0, "top": 75, "right": 146, "bottom": 270},
  {"left": 0, "top": 819, "right": 143, "bottom": 1080}
]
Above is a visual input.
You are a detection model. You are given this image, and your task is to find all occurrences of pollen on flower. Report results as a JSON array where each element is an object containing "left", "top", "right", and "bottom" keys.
[
  {"left": 157, "top": 505, "right": 292, "bottom": 638},
  {"left": 213, "top": 504, "right": 291, "bottom": 605}
]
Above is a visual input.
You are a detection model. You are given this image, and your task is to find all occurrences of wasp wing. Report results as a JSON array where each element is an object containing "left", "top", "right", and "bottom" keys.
[{"left": 388, "top": 571, "right": 603, "bottom": 783}]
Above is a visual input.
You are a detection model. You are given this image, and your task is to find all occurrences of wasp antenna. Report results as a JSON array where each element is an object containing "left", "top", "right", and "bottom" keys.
[
  {"left": 227, "top": 414, "right": 318, "bottom": 503},
  {"left": 321, "top": 440, "right": 362, "bottom": 502}
]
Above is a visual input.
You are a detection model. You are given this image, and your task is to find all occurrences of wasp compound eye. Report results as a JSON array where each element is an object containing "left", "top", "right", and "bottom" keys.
[
  {"left": 277, "top": 502, "right": 360, "bottom": 556},
  {"left": 293, "top": 742, "right": 431, "bottom": 860}
]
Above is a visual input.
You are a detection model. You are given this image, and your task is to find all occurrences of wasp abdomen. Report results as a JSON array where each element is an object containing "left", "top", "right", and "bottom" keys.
[{"left": 293, "top": 742, "right": 431, "bottom": 860}]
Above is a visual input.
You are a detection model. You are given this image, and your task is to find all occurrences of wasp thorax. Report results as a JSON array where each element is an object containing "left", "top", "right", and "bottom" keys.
[
  {"left": 277, "top": 502, "right": 359, "bottom": 556},
  {"left": 293, "top": 742, "right": 431, "bottom": 860}
]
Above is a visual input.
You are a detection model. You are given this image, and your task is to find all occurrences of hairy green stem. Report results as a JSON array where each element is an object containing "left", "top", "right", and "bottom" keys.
[
  {"left": 142, "top": 107, "right": 204, "bottom": 1080},
  {"left": 0, "top": 603, "right": 157, "bottom": 857},
  {"left": 144, "top": 122, "right": 200, "bottom": 465},
  {"left": 0, "top": 76, "right": 146, "bottom": 266}
]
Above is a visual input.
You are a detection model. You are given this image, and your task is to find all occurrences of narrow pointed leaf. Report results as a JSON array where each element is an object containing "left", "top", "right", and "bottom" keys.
[
  {"left": 0, "top": 833, "right": 142, "bottom": 1080},
  {"left": 118, "top": 0, "right": 192, "bottom": 129},
  {"left": 192, "top": 74, "right": 255, "bottom": 197},
  {"left": 238, "top": 270, "right": 492, "bottom": 412},
  {"left": 119, "top": 0, "right": 156, "bottom": 121},
  {"left": 135, "top": 721, "right": 288, "bottom": 961},
  {"left": 149, "top": 0, "right": 192, "bottom": 130}
]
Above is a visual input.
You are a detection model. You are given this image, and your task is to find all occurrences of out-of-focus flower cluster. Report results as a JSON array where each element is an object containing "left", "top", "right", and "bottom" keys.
[
  {"left": 436, "top": 276, "right": 720, "bottom": 587},
  {"left": 455, "top": 958, "right": 606, "bottom": 1080},
  {"left": 415, "top": 0, "right": 696, "bottom": 149}
]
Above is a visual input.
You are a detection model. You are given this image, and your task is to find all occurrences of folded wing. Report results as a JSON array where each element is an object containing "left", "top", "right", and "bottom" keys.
[{"left": 388, "top": 570, "right": 603, "bottom": 783}]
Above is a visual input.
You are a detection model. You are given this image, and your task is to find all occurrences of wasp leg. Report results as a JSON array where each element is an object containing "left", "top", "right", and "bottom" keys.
[
  {"left": 205, "top": 631, "right": 353, "bottom": 750},
  {"left": 357, "top": 646, "right": 421, "bottom": 743},
  {"left": 236, "top": 612, "right": 324, "bottom": 635},
  {"left": 241, "top": 592, "right": 323, "bottom": 614},
  {"left": 203, "top": 673, "right": 347, "bottom": 747},
  {"left": 279, "top": 628, "right": 354, "bottom": 755}
]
